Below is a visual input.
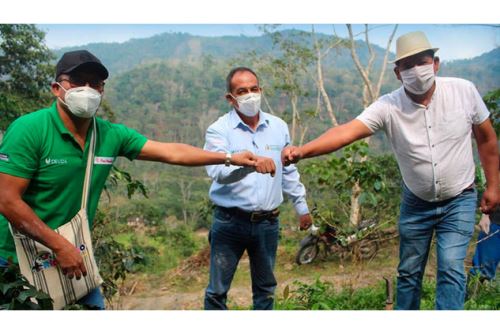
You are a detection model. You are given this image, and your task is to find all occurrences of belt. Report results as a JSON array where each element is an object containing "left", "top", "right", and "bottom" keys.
[
  {"left": 462, "top": 183, "right": 475, "bottom": 193},
  {"left": 216, "top": 206, "right": 280, "bottom": 223}
]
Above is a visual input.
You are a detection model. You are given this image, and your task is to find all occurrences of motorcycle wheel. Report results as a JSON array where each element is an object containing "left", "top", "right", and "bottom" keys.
[{"left": 295, "top": 243, "right": 319, "bottom": 265}]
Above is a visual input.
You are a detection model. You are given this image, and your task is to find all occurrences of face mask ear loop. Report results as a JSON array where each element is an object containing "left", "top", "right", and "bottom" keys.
[
  {"left": 55, "top": 82, "right": 70, "bottom": 108},
  {"left": 228, "top": 93, "right": 240, "bottom": 110}
]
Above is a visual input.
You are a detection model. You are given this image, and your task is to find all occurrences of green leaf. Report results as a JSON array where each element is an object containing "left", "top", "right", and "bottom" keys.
[
  {"left": 16, "top": 288, "right": 38, "bottom": 303},
  {"left": 283, "top": 285, "right": 290, "bottom": 300}
]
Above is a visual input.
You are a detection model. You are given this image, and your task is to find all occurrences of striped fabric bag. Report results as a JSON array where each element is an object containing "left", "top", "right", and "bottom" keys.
[{"left": 9, "top": 118, "right": 103, "bottom": 310}]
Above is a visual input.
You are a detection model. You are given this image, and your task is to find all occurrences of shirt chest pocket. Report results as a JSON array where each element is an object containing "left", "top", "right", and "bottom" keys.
[
  {"left": 435, "top": 108, "right": 470, "bottom": 141},
  {"left": 261, "top": 143, "right": 284, "bottom": 160}
]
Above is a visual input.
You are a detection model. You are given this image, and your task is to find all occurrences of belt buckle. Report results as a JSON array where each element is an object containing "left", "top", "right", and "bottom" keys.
[{"left": 250, "top": 212, "right": 261, "bottom": 223}]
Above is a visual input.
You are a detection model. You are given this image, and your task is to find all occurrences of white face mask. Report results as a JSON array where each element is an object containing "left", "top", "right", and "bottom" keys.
[
  {"left": 57, "top": 83, "right": 102, "bottom": 119},
  {"left": 400, "top": 63, "right": 436, "bottom": 95},
  {"left": 232, "top": 92, "right": 261, "bottom": 117}
]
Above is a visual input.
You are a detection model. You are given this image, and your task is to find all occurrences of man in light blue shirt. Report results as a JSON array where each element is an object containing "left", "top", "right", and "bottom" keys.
[{"left": 203, "top": 67, "right": 312, "bottom": 310}]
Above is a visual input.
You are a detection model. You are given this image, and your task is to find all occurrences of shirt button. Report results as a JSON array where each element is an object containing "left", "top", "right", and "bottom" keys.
[
  {"left": 435, "top": 181, "right": 439, "bottom": 184},
  {"left": 428, "top": 126, "right": 432, "bottom": 129},
  {"left": 434, "top": 163, "right": 437, "bottom": 166},
  {"left": 431, "top": 144, "right": 435, "bottom": 148}
]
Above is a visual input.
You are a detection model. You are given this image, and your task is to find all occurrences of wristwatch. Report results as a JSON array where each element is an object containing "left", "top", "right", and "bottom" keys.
[{"left": 224, "top": 152, "right": 232, "bottom": 167}]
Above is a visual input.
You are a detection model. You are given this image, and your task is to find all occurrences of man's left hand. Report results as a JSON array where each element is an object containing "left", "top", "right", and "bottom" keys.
[
  {"left": 480, "top": 186, "right": 500, "bottom": 214},
  {"left": 299, "top": 213, "right": 313, "bottom": 231}
]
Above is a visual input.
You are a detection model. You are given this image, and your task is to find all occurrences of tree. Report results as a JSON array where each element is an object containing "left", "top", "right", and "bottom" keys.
[
  {"left": 484, "top": 88, "right": 500, "bottom": 135},
  {"left": 258, "top": 27, "right": 315, "bottom": 144},
  {"left": 345, "top": 24, "right": 398, "bottom": 227},
  {"left": 0, "top": 24, "right": 54, "bottom": 132}
]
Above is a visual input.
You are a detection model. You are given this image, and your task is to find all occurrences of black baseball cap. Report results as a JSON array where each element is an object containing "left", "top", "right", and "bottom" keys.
[{"left": 55, "top": 50, "right": 109, "bottom": 80}]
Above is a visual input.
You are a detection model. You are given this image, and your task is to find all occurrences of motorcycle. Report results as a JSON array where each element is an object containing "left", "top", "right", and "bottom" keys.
[{"left": 295, "top": 219, "right": 380, "bottom": 265}]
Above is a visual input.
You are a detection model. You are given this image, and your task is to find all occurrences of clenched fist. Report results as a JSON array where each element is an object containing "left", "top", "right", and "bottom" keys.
[
  {"left": 231, "top": 151, "right": 258, "bottom": 168},
  {"left": 231, "top": 151, "right": 276, "bottom": 176},
  {"left": 254, "top": 156, "right": 276, "bottom": 177},
  {"left": 480, "top": 186, "right": 499, "bottom": 215},
  {"left": 281, "top": 146, "right": 303, "bottom": 166}
]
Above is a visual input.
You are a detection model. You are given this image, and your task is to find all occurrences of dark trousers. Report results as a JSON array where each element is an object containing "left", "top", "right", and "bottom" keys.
[{"left": 204, "top": 206, "right": 279, "bottom": 310}]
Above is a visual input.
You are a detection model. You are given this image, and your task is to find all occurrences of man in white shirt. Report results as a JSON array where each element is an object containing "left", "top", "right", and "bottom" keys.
[{"left": 282, "top": 31, "right": 499, "bottom": 310}]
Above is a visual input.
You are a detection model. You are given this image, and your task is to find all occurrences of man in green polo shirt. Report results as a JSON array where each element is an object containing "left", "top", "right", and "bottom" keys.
[{"left": 0, "top": 50, "right": 276, "bottom": 309}]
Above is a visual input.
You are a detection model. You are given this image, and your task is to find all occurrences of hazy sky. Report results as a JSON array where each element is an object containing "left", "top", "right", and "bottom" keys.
[
  {"left": 3, "top": 0, "right": 499, "bottom": 62},
  {"left": 37, "top": 24, "right": 498, "bottom": 61}
]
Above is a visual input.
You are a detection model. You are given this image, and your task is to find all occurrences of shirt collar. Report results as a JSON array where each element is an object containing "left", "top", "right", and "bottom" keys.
[
  {"left": 48, "top": 101, "right": 95, "bottom": 151},
  {"left": 48, "top": 101, "right": 72, "bottom": 136},
  {"left": 229, "top": 108, "right": 270, "bottom": 131}
]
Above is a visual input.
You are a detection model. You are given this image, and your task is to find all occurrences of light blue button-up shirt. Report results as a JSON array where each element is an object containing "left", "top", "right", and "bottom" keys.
[{"left": 204, "top": 109, "right": 309, "bottom": 215}]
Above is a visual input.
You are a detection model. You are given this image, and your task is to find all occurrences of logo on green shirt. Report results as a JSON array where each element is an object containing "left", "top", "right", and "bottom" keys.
[{"left": 45, "top": 158, "right": 68, "bottom": 165}]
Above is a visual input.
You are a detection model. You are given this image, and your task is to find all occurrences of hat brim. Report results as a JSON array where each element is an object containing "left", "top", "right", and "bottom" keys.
[
  {"left": 61, "top": 61, "right": 109, "bottom": 80},
  {"left": 390, "top": 47, "right": 439, "bottom": 64}
]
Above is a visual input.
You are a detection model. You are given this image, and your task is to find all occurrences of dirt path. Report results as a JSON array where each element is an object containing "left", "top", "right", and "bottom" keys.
[{"left": 116, "top": 243, "right": 402, "bottom": 310}]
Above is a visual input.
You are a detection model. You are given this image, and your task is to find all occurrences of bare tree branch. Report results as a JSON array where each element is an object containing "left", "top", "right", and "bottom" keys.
[
  {"left": 375, "top": 24, "right": 398, "bottom": 98},
  {"left": 312, "top": 25, "right": 338, "bottom": 126},
  {"left": 347, "top": 24, "right": 376, "bottom": 103}
]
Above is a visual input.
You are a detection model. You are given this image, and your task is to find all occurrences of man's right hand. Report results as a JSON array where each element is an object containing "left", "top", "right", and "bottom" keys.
[
  {"left": 281, "top": 146, "right": 303, "bottom": 166},
  {"left": 231, "top": 152, "right": 276, "bottom": 176},
  {"left": 254, "top": 156, "right": 276, "bottom": 177},
  {"left": 54, "top": 242, "right": 87, "bottom": 280}
]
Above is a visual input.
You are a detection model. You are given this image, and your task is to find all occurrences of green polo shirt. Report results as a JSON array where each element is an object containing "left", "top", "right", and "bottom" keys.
[{"left": 0, "top": 102, "right": 148, "bottom": 262}]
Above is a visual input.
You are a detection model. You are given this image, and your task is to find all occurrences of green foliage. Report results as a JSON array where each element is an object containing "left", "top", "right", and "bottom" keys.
[
  {"left": 105, "top": 166, "right": 149, "bottom": 201},
  {"left": 92, "top": 209, "right": 148, "bottom": 302},
  {"left": 276, "top": 277, "right": 386, "bottom": 310},
  {"left": 483, "top": 88, "right": 500, "bottom": 136},
  {"left": 301, "top": 141, "right": 401, "bottom": 225},
  {"left": 193, "top": 197, "right": 215, "bottom": 230},
  {"left": 0, "top": 260, "right": 53, "bottom": 310},
  {"left": 0, "top": 24, "right": 54, "bottom": 131},
  {"left": 465, "top": 274, "right": 500, "bottom": 310},
  {"left": 144, "top": 223, "right": 201, "bottom": 272},
  {"left": 276, "top": 277, "right": 500, "bottom": 310},
  {"left": 305, "top": 141, "right": 382, "bottom": 194},
  {"left": 92, "top": 163, "right": 150, "bottom": 302}
]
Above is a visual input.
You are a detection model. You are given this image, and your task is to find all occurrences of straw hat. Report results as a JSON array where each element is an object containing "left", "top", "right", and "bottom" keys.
[{"left": 391, "top": 31, "right": 439, "bottom": 63}]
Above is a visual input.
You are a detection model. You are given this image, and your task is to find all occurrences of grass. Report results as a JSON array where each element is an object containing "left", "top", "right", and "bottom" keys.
[
  {"left": 113, "top": 221, "right": 499, "bottom": 310},
  {"left": 275, "top": 276, "right": 500, "bottom": 310}
]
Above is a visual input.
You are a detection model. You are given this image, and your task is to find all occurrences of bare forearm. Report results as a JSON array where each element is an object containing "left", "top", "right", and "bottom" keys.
[
  {"left": 301, "top": 120, "right": 372, "bottom": 159},
  {"left": 0, "top": 198, "right": 70, "bottom": 253},
  {"left": 164, "top": 143, "right": 226, "bottom": 166},
  {"left": 139, "top": 141, "right": 226, "bottom": 166}
]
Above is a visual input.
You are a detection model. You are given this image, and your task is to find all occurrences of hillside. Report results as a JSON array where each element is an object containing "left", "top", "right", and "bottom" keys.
[{"left": 440, "top": 47, "right": 500, "bottom": 94}]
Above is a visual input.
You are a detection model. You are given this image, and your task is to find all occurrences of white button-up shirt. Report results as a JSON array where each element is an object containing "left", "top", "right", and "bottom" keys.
[{"left": 357, "top": 77, "right": 490, "bottom": 202}]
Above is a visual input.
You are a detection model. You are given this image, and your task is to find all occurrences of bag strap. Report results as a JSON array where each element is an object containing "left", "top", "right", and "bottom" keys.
[{"left": 81, "top": 118, "right": 96, "bottom": 210}]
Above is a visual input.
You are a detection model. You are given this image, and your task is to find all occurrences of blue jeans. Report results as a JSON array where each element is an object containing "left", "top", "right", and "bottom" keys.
[
  {"left": 470, "top": 223, "right": 500, "bottom": 280},
  {"left": 0, "top": 256, "right": 105, "bottom": 310},
  {"left": 397, "top": 184, "right": 477, "bottom": 310},
  {"left": 204, "top": 207, "right": 280, "bottom": 310}
]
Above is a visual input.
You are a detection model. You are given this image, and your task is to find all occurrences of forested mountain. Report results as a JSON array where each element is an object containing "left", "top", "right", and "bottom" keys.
[
  {"left": 55, "top": 30, "right": 391, "bottom": 76},
  {"left": 54, "top": 30, "right": 499, "bottom": 95},
  {"left": 83, "top": 31, "right": 498, "bottom": 152},
  {"left": 440, "top": 47, "right": 500, "bottom": 94},
  {"left": 50, "top": 30, "right": 499, "bottom": 221}
]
